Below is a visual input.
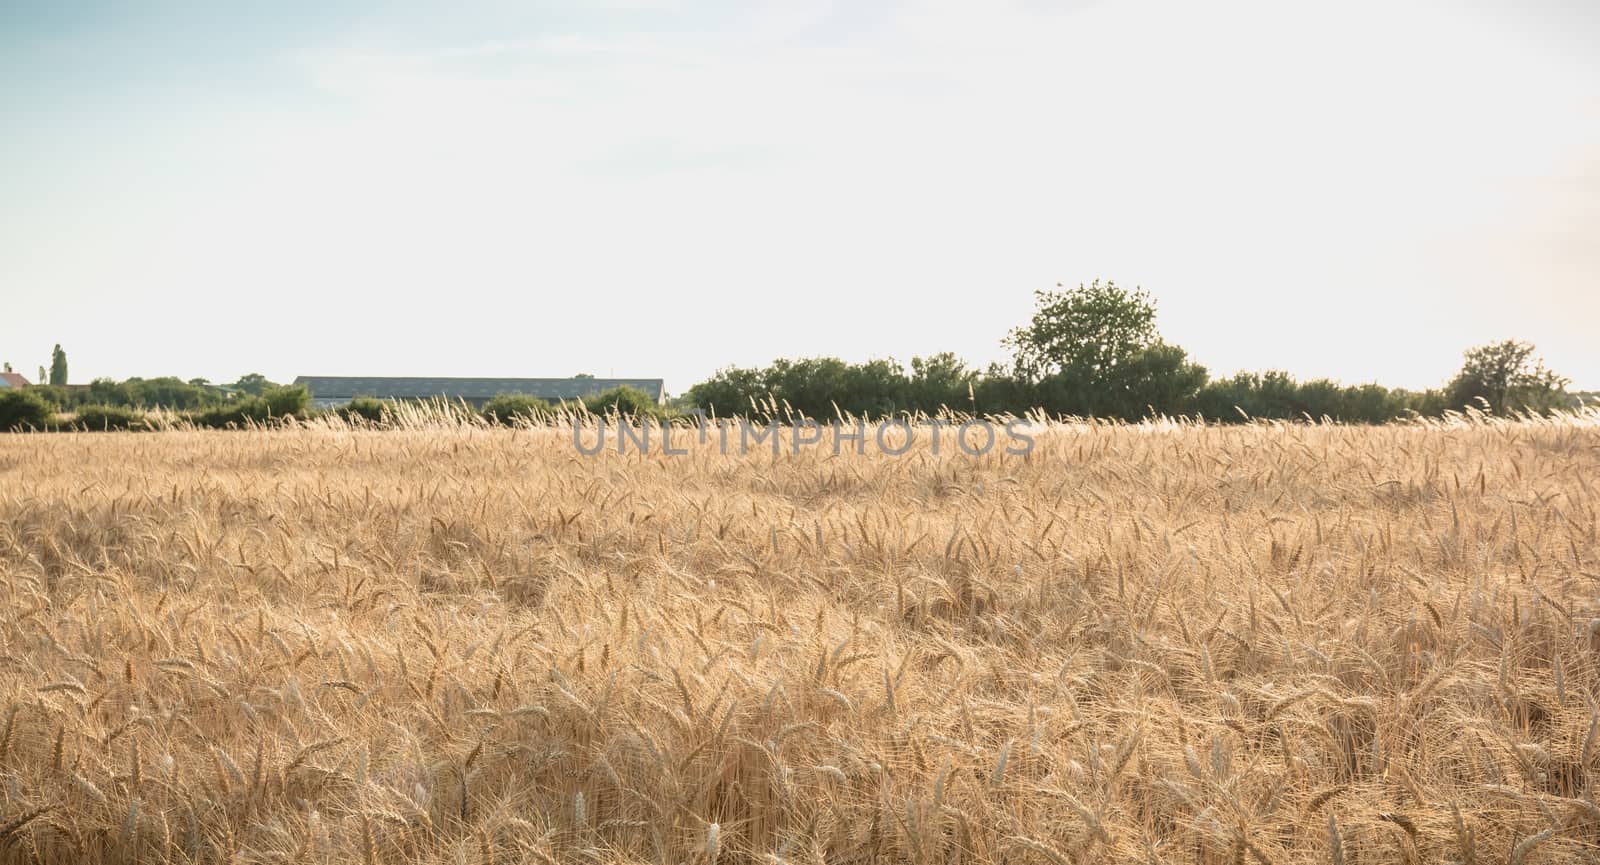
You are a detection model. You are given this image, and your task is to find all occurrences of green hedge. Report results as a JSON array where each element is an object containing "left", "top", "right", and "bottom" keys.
[
  {"left": 189, "top": 385, "right": 310, "bottom": 429},
  {"left": 69, "top": 405, "right": 149, "bottom": 431}
]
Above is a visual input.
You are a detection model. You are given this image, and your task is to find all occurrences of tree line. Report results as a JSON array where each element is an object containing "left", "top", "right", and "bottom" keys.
[
  {"left": 0, "top": 378, "right": 666, "bottom": 432},
  {"left": 3, "top": 281, "right": 1580, "bottom": 431},
  {"left": 685, "top": 281, "right": 1574, "bottom": 422}
]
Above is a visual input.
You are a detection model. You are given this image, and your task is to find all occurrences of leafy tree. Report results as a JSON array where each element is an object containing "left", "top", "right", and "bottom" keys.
[
  {"left": 1, "top": 362, "right": 10, "bottom": 373},
  {"left": 230, "top": 373, "right": 276, "bottom": 396},
  {"left": 38, "top": 366, "right": 46, "bottom": 384},
  {"left": 125, "top": 377, "right": 219, "bottom": 410},
  {"left": 908, "top": 353, "right": 977, "bottom": 414},
  {"left": 1446, "top": 340, "right": 1568, "bottom": 414},
  {"left": 86, "top": 378, "right": 134, "bottom": 406},
  {"left": 1004, "top": 281, "right": 1159, "bottom": 384},
  {"left": 1002, "top": 281, "right": 1210, "bottom": 418},
  {"left": 764, "top": 357, "right": 854, "bottom": 418},
  {"left": 50, "top": 344, "right": 67, "bottom": 385},
  {"left": 686, "top": 366, "right": 768, "bottom": 417}
]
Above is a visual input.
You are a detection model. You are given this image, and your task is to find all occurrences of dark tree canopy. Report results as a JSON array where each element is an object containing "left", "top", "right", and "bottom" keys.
[
  {"left": 49, "top": 344, "right": 67, "bottom": 386},
  {"left": 230, "top": 373, "right": 276, "bottom": 396},
  {"left": 1446, "top": 340, "right": 1568, "bottom": 414},
  {"left": 1003, "top": 280, "right": 1159, "bottom": 382}
]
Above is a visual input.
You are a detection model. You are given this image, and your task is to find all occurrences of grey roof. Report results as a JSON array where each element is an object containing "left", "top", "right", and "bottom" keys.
[{"left": 292, "top": 376, "right": 663, "bottom": 402}]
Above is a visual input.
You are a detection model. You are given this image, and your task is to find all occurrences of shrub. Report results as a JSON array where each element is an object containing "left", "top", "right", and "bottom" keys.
[
  {"left": 262, "top": 384, "right": 310, "bottom": 418},
  {"left": 189, "top": 385, "right": 309, "bottom": 429},
  {"left": 583, "top": 385, "right": 666, "bottom": 420},
  {"left": 69, "top": 404, "right": 149, "bottom": 431},
  {"left": 0, "top": 389, "right": 54, "bottom": 431},
  {"left": 482, "top": 394, "right": 555, "bottom": 426},
  {"left": 189, "top": 402, "right": 258, "bottom": 429},
  {"left": 338, "top": 397, "right": 391, "bottom": 425}
]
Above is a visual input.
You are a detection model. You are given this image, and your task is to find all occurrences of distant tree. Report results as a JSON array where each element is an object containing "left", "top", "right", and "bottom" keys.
[
  {"left": 49, "top": 344, "right": 68, "bottom": 385},
  {"left": 230, "top": 373, "right": 275, "bottom": 396},
  {"left": 188, "top": 377, "right": 211, "bottom": 387},
  {"left": 1100, "top": 342, "right": 1208, "bottom": 418},
  {"left": 1004, "top": 281, "right": 1159, "bottom": 384},
  {"left": 908, "top": 352, "right": 977, "bottom": 413},
  {"left": 573, "top": 373, "right": 596, "bottom": 380},
  {"left": 38, "top": 365, "right": 46, "bottom": 384},
  {"left": 87, "top": 377, "right": 134, "bottom": 406},
  {"left": 1003, "top": 280, "right": 1209, "bottom": 418},
  {"left": 686, "top": 366, "right": 768, "bottom": 417},
  {"left": 1446, "top": 340, "right": 1568, "bottom": 414},
  {"left": 1, "top": 362, "right": 10, "bottom": 373}
]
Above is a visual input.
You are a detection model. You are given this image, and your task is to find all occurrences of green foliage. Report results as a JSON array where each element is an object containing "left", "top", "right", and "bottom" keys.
[
  {"left": 684, "top": 349, "right": 1203, "bottom": 421},
  {"left": 583, "top": 386, "right": 666, "bottom": 419},
  {"left": 998, "top": 281, "right": 1210, "bottom": 418},
  {"left": 482, "top": 394, "right": 555, "bottom": 425},
  {"left": 907, "top": 352, "right": 977, "bottom": 413},
  {"left": 230, "top": 373, "right": 276, "bottom": 396},
  {"left": 769, "top": 358, "right": 865, "bottom": 417},
  {"left": 687, "top": 366, "right": 769, "bottom": 417},
  {"left": 0, "top": 389, "right": 54, "bottom": 431},
  {"left": 1189, "top": 371, "right": 1429, "bottom": 422},
  {"left": 1032, "top": 341, "right": 1207, "bottom": 418},
  {"left": 189, "top": 385, "right": 308, "bottom": 428},
  {"left": 24, "top": 385, "right": 70, "bottom": 410},
  {"left": 69, "top": 405, "right": 149, "bottom": 432},
  {"left": 687, "top": 356, "right": 963, "bottom": 420},
  {"left": 125, "top": 377, "right": 219, "bottom": 410},
  {"left": 262, "top": 384, "right": 309, "bottom": 417},
  {"left": 85, "top": 378, "right": 133, "bottom": 406},
  {"left": 971, "top": 363, "right": 1037, "bottom": 417},
  {"left": 39, "top": 377, "right": 231, "bottom": 411},
  {"left": 1004, "top": 281, "right": 1159, "bottom": 383},
  {"left": 1445, "top": 340, "right": 1568, "bottom": 414},
  {"left": 49, "top": 344, "right": 68, "bottom": 386},
  {"left": 337, "top": 397, "right": 392, "bottom": 424}
]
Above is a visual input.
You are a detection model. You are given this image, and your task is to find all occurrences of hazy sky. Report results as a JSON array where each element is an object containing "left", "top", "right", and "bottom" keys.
[{"left": 3, "top": 0, "right": 1596, "bottom": 393}]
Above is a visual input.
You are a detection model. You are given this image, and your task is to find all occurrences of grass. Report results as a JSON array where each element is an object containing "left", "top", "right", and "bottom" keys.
[{"left": 1, "top": 412, "right": 1598, "bottom": 863}]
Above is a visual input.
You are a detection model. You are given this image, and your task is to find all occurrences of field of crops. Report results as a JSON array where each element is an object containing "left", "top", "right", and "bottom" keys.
[{"left": 2, "top": 417, "right": 1599, "bottom": 864}]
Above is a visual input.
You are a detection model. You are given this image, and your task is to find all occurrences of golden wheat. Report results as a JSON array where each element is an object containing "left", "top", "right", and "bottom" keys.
[{"left": 0, "top": 412, "right": 1598, "bottom": 863}]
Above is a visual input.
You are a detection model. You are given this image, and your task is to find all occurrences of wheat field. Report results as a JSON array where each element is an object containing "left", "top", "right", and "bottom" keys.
[{"left": 2, "top": 416, "right": 1599, "bottom": 864}]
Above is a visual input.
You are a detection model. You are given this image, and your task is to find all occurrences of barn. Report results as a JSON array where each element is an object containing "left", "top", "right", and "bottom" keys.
[{"left": 292, "top": 376, "right": 665, "bottom": 409}]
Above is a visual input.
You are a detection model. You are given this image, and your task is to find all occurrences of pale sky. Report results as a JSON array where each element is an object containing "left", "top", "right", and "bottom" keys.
[{"left": 2, "top": 0, "right": 1596, "bottom": 394}]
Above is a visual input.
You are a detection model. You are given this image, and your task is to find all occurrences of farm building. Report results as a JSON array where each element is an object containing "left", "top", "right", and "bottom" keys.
[
  {"left": 292, "top": 376, "right": 665, "bottom": 409},
  {"left": 0, "top": 372, "right": 33, "bottom": 389}
]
